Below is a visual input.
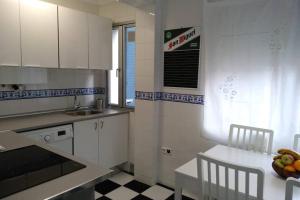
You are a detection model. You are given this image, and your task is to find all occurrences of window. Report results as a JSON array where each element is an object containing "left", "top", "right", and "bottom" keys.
[
  {"left": 109, "top": 29, "right": 120, "bottom": 105},
  {"left": 109, "top": 24, "right": 136, "bottom": 108},
  {"left": 125, "top": 26, "right": 136, "bottom": 107}
]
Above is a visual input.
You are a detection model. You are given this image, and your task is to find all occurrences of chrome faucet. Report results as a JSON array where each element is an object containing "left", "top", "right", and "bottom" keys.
[{"left": 73, "top": 95, "right": 81, "bottom": 110}]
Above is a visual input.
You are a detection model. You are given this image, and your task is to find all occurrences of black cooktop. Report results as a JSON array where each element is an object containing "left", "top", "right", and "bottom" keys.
[{"left": 0, "top": 145, "right": 86, "bottom": 198}]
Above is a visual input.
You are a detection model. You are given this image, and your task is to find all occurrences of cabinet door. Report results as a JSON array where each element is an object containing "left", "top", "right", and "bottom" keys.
[
  {"left": 59, "top": 6, "right": 89, "bottom": 69},
  {"left": 88, "top": 14, "right": 112, "bottom": 70},
  {"left": 74, "top": 119, "right": 99, "bottom": 165},
  {"left": 0, "top": 0, "right": 21, "bottom": 67},
  {"left": 99, "top": 114, "right": 129, "bottom": 168},
  {"left": 20, "top": 0, "right": 58, "bottom": 68}
]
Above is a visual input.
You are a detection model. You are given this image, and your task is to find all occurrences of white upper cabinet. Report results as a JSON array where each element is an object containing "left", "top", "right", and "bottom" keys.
[
  {"left": 59, "top": 6, "right": 89, "bottom": 69},
  {"left": 20, "top": 0, "right": 58, "bottom": 68},
  {"left": 0, "top": 2, "right": 112, "bottom": 70},
  {"left": 88, "top": 14, "right": 112, "bottom": 70},
  {"left": 0, "top": 0, "right": 21, "bottom": 67}
]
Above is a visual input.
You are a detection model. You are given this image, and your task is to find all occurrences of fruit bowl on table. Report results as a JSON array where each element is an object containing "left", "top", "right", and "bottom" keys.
[{"left": 272, "top": 149, "right": 300, "bottom": 179}]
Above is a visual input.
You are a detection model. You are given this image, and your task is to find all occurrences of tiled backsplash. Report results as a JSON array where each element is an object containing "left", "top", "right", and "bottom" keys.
[
  {"left": 0, "top": 87, "right": 105, "bottom": 101},
  {"left": 135, "top": 91, "right": 205, "bottom": 105},
  {"left": 0, "top": 68, "right": 106, "bottom": 117}
]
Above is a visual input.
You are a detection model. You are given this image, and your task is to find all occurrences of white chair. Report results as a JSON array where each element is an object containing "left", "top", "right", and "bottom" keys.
[
  {"left": 228, "top": 124, "right": 274, "bottom": 155},
  {"left": 197, "top": 153, "right": 265, "bottom": 200},
  {"left": 293, "top": 134, "right": 300, "bottom": 152},
  {"left": 285, "top": 177, "right": 300, "bottom": 200}
]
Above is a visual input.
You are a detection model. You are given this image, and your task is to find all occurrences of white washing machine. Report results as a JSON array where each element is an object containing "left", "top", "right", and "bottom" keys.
[{"left": 21, "top": 124, "right": 74, "bottom": 155}]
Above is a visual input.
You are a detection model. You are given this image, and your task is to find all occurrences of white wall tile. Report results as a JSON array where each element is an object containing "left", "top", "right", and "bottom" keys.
[
  {"left": 0, "top": 69, "right": 106, "bottom": 116},
  {"left": 136, "top": 59, "right": 155, "bottom": 78},
  {"left": 136, "top": 28, "right": 155, "bottom": 44},
  {"left": 158, "top": 101, "right": 216, "bottom": 187},
  {"left": 135, "top": 76, "right": 155, "bottom": 91},
  {"left": 134, "top": 100, "right": 160, "bottom": 185},
  {"left": 133, "top": 6, "right": 160, "bottom": 186}
]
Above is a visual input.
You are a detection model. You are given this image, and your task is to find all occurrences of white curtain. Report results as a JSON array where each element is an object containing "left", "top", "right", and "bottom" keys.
[{"left": 203, "top": 0, "right": 300, "bottom": 150}]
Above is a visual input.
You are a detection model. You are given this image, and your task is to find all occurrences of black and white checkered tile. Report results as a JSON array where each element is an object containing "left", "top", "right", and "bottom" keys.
[{"left": 94, "top": 172, "right": 195, "bottom": 200}]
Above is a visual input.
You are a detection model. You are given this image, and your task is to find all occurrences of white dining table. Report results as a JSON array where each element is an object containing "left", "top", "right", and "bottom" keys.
[{"left": 175, "top": 145, "right": 300, "bottom": 200}]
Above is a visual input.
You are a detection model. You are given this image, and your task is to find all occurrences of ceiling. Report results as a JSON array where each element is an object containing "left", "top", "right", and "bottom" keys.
[
  {"left": 119, "top": 0, "right": 155, "bottom": 13},
  {"left": 80, "top": 0, "right": 155, "bottom": 13},
  {"left": 80, "top": 0, "right": 118, "bottom": 6}
]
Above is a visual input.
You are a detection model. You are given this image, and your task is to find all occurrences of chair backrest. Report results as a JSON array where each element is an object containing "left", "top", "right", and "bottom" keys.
[
  {"left": 228, "top": 124, "right": 274, "bottom": 155},
  {"left": 285, "top": 177, "right": 300, "bottom": 200},
  {"left": 293, "top": 134, "right": 300, "bottom": 152},
  {"left": 197, "top": 153, "right": 265, "bottom": 200}
]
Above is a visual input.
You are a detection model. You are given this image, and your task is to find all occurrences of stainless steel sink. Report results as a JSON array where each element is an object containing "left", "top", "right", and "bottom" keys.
[
  {"left": 65, "top": 109, "right": 102, "bottom": 116},
  {"left": 0, "top": 145, "right": 6, "bottom": 152}
]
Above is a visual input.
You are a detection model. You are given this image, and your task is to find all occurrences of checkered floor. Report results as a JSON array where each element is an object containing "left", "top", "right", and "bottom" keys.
[{"left": 94, "top": 172, "right": 195, "bottom": 200}]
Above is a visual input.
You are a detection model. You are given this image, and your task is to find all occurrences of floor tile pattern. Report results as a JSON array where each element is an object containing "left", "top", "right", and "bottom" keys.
[{"left": 95, "top": 172, "right": 195, "bottom": 200}]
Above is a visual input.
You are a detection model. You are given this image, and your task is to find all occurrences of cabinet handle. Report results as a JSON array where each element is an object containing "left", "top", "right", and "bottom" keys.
[
  {"left": 116, "top": 68, "right": 121, "bottom": 77},
  {"left": 94, "top": 122, "right": 98, "bottom": 130},
  {"left": 100, "top": 120, "right": 104, "bottom": 129}
]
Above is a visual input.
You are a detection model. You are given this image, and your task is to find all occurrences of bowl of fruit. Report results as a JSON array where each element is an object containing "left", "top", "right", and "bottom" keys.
[{"left": 272, "top": 148, "right": 300, "bottom": 179}]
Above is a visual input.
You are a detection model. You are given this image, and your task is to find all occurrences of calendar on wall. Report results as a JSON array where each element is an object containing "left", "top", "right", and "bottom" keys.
[{"left": 164, "top": 27, "right": 200, "bottom": 88}]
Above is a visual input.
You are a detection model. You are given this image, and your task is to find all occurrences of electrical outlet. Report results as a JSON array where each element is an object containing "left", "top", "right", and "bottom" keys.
[{"left": 161, "top": 147, "right": 173, "bottom": 156}]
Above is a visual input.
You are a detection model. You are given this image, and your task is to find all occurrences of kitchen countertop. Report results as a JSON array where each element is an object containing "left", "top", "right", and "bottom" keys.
[
  {"left": 0, "top": 108, "right": 131, "bottom": 132},
  {"left": 0, "top": 130, "right": 112, "bottom": 200}
]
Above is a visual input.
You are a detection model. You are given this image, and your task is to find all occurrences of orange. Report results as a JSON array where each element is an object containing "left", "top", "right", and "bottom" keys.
[
  {"left": 285, "top": 165, "right": 296, "bottom": 172},
  {"left": 293, "top": 160, "right": 300, "bottom": 171}
]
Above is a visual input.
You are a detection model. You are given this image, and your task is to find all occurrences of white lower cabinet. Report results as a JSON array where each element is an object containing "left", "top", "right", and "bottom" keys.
[
  {"left": 99, "top": 114, "right": 129, "bottom": 168},
  {"left": 74, "top": 119, "right": 99, "bottom": 165},
  {"left": 74, "top": 114, "right": 129, "bottom": 168}
]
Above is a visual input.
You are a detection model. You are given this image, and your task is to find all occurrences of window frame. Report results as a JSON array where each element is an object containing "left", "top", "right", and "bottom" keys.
[
  {"left": 109, "top": 23, "right": 136, "bottom": 108},
  {"left": 123, "top": 24, "right": 136, "bottom": 108}
]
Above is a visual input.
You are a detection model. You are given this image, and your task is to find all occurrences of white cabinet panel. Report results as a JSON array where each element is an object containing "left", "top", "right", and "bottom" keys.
[
  {"left": 59, "top": 6, "right": 89, "bottom": 69},
  {"left": 73, "top": 114, "right": 129, "bottom": 169},
  {"left": 99, "top": 114, "right": 129, "bottom": 168},
  {"left": 20, "top": 0, "right": 58, "bottom": 68},
  {"left": 74, "top": 119, "right": 99, "bottom": 165},
  {"left": 0, "top": 0, "right": 21, "bottom": 67},
  {"left": 88, "top": 14, "right": 112, "bottom": 70}
]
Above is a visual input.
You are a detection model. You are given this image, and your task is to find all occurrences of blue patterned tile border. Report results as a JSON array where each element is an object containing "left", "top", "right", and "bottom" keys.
[
  {"left": 136, "top": 91, "right": 204, "bottom": 105},
  {"left": 0, "top": 87, "right": 105, "bottom": 101},
  {"left": 135, "top": 91, "right": 154, "bottom": 101},
  {"left": 154, "top": 92, "right": 162, "bottom": 101},
  {"left": 161, "top": 92, "right": 205, "bottom": 105}
]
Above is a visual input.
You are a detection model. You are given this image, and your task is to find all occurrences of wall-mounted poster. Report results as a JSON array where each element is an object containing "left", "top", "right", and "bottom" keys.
[{"left": 164, "top": 27, "right": 200, "bottom": 88}]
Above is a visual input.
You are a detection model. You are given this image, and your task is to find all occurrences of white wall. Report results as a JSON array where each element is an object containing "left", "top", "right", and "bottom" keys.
[
  {"left": 98, "top": 2, "right": 136, "bottom": 23},
  {"left": 41, "top": 0, "right": 99, "bottom": 14},
  {"left": 96, "top": 0, "right": 217, "bottom": 190},
  {"left": 98, "top": 2, "right": 159, "bottom": 184},
  {"left": 158, "top": 0, "right": 216, "bottom": 189},
  {"left": 98, "top": 2, "right": 138, "bottom": 172},
  {"left": 134, "top": 9, "right": 159, "bottom": 185}
]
